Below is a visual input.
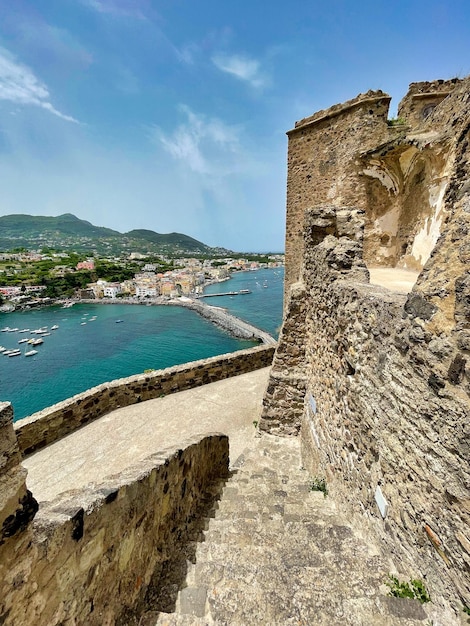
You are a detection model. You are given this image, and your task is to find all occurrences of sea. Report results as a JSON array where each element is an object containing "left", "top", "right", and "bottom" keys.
[{"left": 0, "top": 267, "right": 283, "bottom": 421}]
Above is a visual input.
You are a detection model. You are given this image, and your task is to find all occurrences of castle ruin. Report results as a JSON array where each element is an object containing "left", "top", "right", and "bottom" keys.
[
  {"left": 260, "top": 76, "right": 470, "bottom": 610},
  {"left": 0, "top": 77, "right": 469, "bottom": 623}
]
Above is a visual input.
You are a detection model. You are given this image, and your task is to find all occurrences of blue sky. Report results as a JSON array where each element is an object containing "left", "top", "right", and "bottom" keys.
[{"left": 0, "top": 1, "right": 468, "bottom": 252}]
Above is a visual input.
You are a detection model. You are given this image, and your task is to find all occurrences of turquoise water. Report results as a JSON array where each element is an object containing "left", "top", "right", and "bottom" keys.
[{"left": 0, "top": 267, "right": 283, "bottom": 420}]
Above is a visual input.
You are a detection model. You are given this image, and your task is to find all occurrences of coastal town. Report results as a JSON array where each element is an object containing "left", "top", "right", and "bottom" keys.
[{"left": 0, "top": 250, "right": 284, "bottom": 310}]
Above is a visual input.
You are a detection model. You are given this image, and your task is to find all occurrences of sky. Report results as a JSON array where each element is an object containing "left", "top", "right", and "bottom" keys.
[{"left": 0, "top": 1, "right": 468, "bottom": 252}]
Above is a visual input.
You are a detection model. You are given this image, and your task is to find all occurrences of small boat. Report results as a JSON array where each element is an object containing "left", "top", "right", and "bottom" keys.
[
  {"left": 51, "top": 325, "right": 59, "bottom": 330},
  {"left": 19, "top": 328, "right": 30, "bottom": 333},
  {"left": 30, "top": 338, "right": 43, "bottom": 345},
  {"left": 1, "top": 327, "right": 10, "bottom": 332},
  {"left": 18, "top": 338, "right": 29, "bottom": 344},
  {"left": 25, "top": 349, "right": 38, "bottom": 357},
  {"left": 8, "top": 350, "right": 21, "bottom": 357},
  {"left": 115, "top": 319, "right": 123, "bottom": 323},
  {"left": 0, "top": 346, "right": 5, "bottom": 352},
  {"left": 81, "top": 322, "right": 87, "bottom": 325},
  {"left": 8, "top": 328, "right": 19, "bottom": 332},
  {"left": 239, "top": 289, "right": 251, "bottom": 294}
]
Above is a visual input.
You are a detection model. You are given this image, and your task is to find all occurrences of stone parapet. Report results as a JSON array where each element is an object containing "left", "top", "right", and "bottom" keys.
[
  {"left": 289, "top": 90, "right": 390, "bottom": 134},
  {"left": 297, "top": 204, "right": 469, "bottom": 608},
  {"left": 15, "top": 345, "right": 275, "bottom": 457},
  {"left": 0, "top": 402, "right": 38, "bottom": 548},
  {"left": 0, "top": 433, "right": 229, "bottom": 626}
]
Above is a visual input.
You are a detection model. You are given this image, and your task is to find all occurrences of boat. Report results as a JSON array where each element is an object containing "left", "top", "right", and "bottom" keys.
[
  {"left": 0, "top": 346, "right": 5, "bottom": 352},
  {"left": 25, "top": 349, "right": 38, "bottom": 357},
  {"left": 8, "top": 350, "right": 21, "bottom": 357},
  {"left": 81, "top": 322, "right": 87, "bottom": 325},
  {"left": 239, "top": 289, "right": 252, "bottom": 294},
  {"left": 8, "top": 328, "right": 19, "bottom": 332},
  {"left": 115, "top": 320, "right": 123, "bottom": 323},
  {"left": 19, "top": 328, "right": 30, "bottom": 333},
  {"left": 30, "top": 338, "right": 44, "bottom": 345},
  {"left": 51, "top": 325, "right": 59, "bottom": 330},
  {"left": 18, "top": 338, "right": 29, "bottom": 344},
  {"left": 1, "top": 327, "right": 10, "bottom": 332}
]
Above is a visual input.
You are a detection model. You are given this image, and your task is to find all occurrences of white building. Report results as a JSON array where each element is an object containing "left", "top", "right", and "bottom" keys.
[
  {"left": 135, "top": 285, "right": 157, "bottom": 298},
  {"left": 103, "top": 283, "right": 122, "bottom": 298}
]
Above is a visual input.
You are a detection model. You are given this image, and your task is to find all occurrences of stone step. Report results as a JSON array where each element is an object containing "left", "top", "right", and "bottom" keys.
[{"left": 148, "top": 435, "right": 436, "bottom": 626}]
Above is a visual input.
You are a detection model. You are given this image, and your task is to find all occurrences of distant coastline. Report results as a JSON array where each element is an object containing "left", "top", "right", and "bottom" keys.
[{"left": 1, "top": 269, "right": 280, "bottom": 345}]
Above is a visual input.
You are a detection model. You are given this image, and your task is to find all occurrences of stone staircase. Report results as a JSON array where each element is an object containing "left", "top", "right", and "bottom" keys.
[{"left": 142, "top": 434, "right": 449, "bottom": 626}]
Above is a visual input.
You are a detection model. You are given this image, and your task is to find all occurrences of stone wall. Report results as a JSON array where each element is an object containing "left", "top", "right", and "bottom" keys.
[
  {"left": 283, "top": 78, "right": 464, "bottom": 297},
  {"left": 284, "top": 90, "right": 391, "bottom": 295},
  {"left": 297, "top": 205, "right": 469, "bottom": 612},
  {"left": 1, "top": 390, "right": 229, "bottom": 625},
  {"left": 259, "top": 282, "right": 308, "bottom": 435},
  {"left": 398, "top": 78, "right": 463, "bottom": 129},
  {"left": 15, "top": 344, "right": 275, "bottom": 457},
  {"left": 264, "top": 76, "right": 470, "bottom": 613}
]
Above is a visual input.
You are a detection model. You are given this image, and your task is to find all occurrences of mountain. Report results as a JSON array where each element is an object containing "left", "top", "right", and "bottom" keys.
[{"left": 0, "top": 213, "right": 227, "bottom": 256}]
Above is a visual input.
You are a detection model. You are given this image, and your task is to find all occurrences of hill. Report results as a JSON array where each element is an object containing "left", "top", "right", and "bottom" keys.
[{"left": 0, "top": 213, "right": 228, "bottom": 256}]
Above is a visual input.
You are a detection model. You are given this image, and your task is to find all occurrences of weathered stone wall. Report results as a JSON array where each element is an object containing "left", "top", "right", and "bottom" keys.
[
  {"left": 298, "top": 205, "right": 469, "bottom": 611},
  {"left": 283, "top": 78, "right": 464, "bottom": 295},
  {"left": 398, "top": 78, "right": 462, "bottom": 129},
  {"left": 284, "top": 90, "right": 391, "bottom": 296},
  {"left": 0, "top": 411, "right": 229, "bottom": 625},
  {"left": 265, "top": 76, "right": 470, "bottom": 613},
  {"left": 15, "top": 344, "right": 275, "bottom": 457},
  {"left": 258, "top": 282, "right": 307, "bottom": 435},
  {"left": 0, "top": 402, "right": 38, "bottom": 549}
]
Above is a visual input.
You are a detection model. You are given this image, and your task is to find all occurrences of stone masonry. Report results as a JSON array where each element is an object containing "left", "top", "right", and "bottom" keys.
[{"left": 260, "top": 76, "right": 470, "bottom": 616}]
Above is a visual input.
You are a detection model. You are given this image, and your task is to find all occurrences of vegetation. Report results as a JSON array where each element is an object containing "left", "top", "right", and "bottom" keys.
[
  {"left": 385, "top": 575, "right": 430, "bottom": 604},
  {"left": 309, "top": 477, "right": 328, "bottom": 497},
  {"left": 387, "top": 117, "right": 407, "bottom": 127},
  {"left": 0, "top": 213, "right": 226, "bottom": 256}
]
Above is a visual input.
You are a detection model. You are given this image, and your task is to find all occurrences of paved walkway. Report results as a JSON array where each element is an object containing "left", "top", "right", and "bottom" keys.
[{"left": 23, "top": 368, "right": 270, "bottom": 503}]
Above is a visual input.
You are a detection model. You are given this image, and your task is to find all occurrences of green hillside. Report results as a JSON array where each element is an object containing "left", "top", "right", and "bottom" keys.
[{"left": 0, "top": 213, "right": 224, "bottom": 256}]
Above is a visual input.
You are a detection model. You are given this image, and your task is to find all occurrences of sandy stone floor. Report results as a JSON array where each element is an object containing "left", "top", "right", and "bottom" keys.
[
  {"left": 368, "top": 267, "right": 419, "bottom": 294},
  {"left": 23, "top": 368, "right": 270, "bottom": 503}
]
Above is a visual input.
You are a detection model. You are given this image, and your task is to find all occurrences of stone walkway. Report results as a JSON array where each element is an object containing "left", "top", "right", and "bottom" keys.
[
  {"left": 23, "top": 368, "right": 270, "bottom": 502},
  {"left": 144, "top": 435, "right": 454, "bottom": 626}
]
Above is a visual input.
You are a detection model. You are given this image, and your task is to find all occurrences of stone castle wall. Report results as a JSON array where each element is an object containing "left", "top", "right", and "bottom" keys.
[
  {"left": 284, "top": 77, "right": 464, "bottom": 296},
  {"left": 262, "top": 76, "right": 470, "bottom": 613},
  {"left": 284, "top": 90, "right": 391, "bottom": 294},
  {"left": 1, "top": 399, "right": 229, "bottom": 625},
  {"left": 299, "top": 206, "right": 469, "bottom": 612},
  {"left": 15, "top": 344, "right": 275, "bottom": 457}
]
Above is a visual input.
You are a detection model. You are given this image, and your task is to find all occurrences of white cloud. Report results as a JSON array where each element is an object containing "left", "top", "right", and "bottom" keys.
[
  {"left": 155, "top": 105, "right": 241, "bottom": 176},
  {"left": 0, "top": 48, "right": 78, "bottom": 123},
  {"left": 212, "top": 53, "right": 268, "bottom": 89},
  {"left": 80, "top": 0, "right": 147, "bottom": 19}
]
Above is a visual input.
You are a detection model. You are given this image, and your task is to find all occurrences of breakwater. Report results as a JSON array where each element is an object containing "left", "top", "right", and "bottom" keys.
[{"left": 167, "top": 297, "right": 276, "bottom": 345}]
